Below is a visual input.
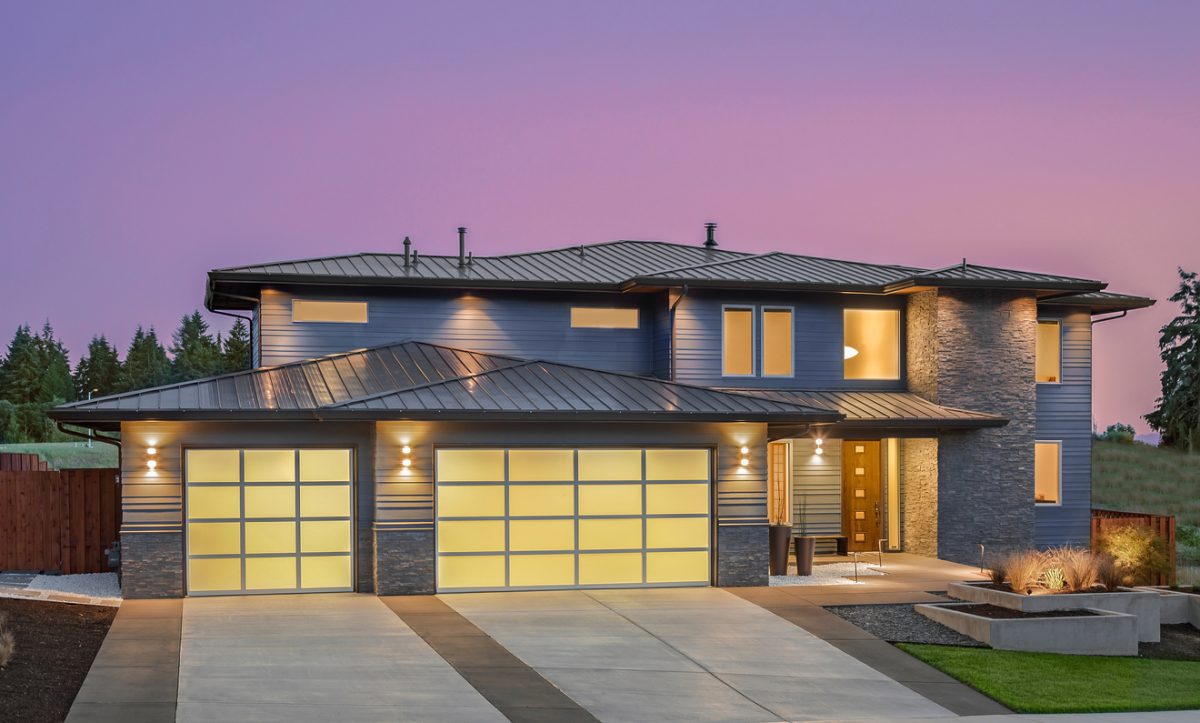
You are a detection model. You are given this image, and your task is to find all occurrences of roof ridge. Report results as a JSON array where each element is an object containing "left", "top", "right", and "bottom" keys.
[
  {"left": 322, "top": 358, "right": 536, "bottom": 408},
  {"left": 636, "top": 251, "right": 784, "bottom": 278}
]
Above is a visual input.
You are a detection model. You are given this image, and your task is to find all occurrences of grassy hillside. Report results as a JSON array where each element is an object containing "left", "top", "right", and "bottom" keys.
[
  {"left": 1092, "top": 439, "right": 1200, "bottom": 527},
  {"left": 0, "top": 442, "right": 118, "bottom": 469}
]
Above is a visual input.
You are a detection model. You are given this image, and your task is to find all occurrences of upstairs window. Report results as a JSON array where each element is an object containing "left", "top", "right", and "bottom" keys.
[
  {"left": 722, "top": 307, "right": 754, "bottom": 376},
  {"left": 1036, "top": 320, "right": 1061, "bottom": 383},
  {"left": 570, "top": 307, "right": 639, "bottom": 329},
  {"left": 843, "top": 309, "right": 900, "bottom": 380},
  {"left": 761, "top": 308, "right": 794, "bottom": 377},
  {"left": 291, "top": 300, "right": 368, "bottom": 323},
  {"left": 1035, "top": 441, "right": 1061, "bottom": 504}
]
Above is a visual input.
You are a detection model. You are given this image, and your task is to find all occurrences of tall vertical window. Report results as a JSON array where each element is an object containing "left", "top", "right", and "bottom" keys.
[
  {"left": 1035, "top": 441, "right": 1061, "bottom": 504},
  {"left": 843, "top": 309, "right": 900, "bottom": 380},
  {"left": 761, "top": 308, "right": 794, "bottom": 377},
  {"left": 1036, "top": 320, "right": 1062, "bottom": 383},
  {"left": 722, "top": 307, "right": 754, "bottom": 376}
]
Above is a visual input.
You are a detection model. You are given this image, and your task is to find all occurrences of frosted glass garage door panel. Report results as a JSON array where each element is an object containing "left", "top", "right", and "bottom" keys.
[
  {"left": 579, "top": 553, "right": 643, "bottom": 585},
  {"left": 187, "top": 486, "right": 240, "bottom": 520},
  {"left": 510, "top": 554, "right": 575, "bottom": 587},
  {"left": 186, "top": 450, "right": 240, "bottom": 483},
  {"left": 579, "top": 518, "right": 642, "bottom": 550},
  {"left": 244, "top": 486, "right": 296, "bottom": 519},
  {"left": 439, "top": 555, "right": 505, "bottom": 589},
  {"left": 646, "top": 551, "right": 709, "bottom": 584},
  {"left": 188, "top": 522, "right": 241, "bottom": 556},
  {"left": 646, "top": 484, "right": 709, "bottom": 515},
  {"left": 437, "top": 520, "right": 505, "bottom": 553},
  {"left": 508, "top": 449, "right": 574, "bottom": 481},
  {"left": 300, "top": 485, "right": 351, "bottom": 518},
  {"left": 244, "top": 450, "right": 296, "bottom": 482},
  {"left": 578, "top": 485, "right": 642, "bottom": 516},
  {"left": 299, "top": 449, "right": 352, "bottom": 482},
  {"left": 189, "top": 558, "right": 242, "bottom": 592},
  {"left": 645, "top": 449, "right": 709, "bottom": 481},
  {"left": 245, "top": 521, "right": 296, "bottom": 554},
  {"left": 301, "top": 555, "right": 352, "bottom": 589},
  {"left": 436, "top": 449, "right": 505, "bottom": 482},
  {"left": 509, "top": 520, "right": 574, "bottom": 551},
  {"left": 509, "top": 485, "right": 574, "bottom": 516},
  {"left": 577, "top": 449, "right": 642, "bottom": 481},
  {"left": 646, "top": 518, "right": 709, "bottom": 549},
  {"left": 246, "top": 557, "right": 297, "bottom": 590},
  {"left": 300, "top": 520, "right": 352, "bottom": 553}
]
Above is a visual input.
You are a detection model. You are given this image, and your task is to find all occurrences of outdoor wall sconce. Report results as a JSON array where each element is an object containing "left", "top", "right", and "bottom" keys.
[
  {"left": 147, "top": 459, "right": 157, "bottom": 470},
  {"left": 814, "top": 438, "right": 824, "bottom": 456},
  {"left": 401, "top": 444, "right": 413, "bottom": 471},
  {"left": 146, "top": 445, "right": 158, "bottom": 470},
  {"left": 739, "top": 446, "right": 750, "bottom": 467}
]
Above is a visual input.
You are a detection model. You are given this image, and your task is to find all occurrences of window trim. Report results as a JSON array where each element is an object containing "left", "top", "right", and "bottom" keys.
[
  {"left": 1034, "top": 439, "right": 1063, "bottom": 507},
  {"left": 721, "top": 305, "right": 757, "bottom": 378},
  {"left": 760, "top": 306, "right": 795, "bottom": 378},
  {"left": 569, "top": 306, "right": 641, "bottom": 329},
  {"left": 1036, "top": 318, "right": 1063, "bottom": 385},
  {"left": 842, "top": 307, "right": 902, "bottom": 381},
  {"left": 290, "top": 299, "right": 369, "bottom": 324}
]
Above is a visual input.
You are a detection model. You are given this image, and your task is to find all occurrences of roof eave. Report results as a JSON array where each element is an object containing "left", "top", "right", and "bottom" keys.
[
  {"left": 885, "top": 278, "right": 1106, "bottom": 295},
  {"left": 628, "top": 277, "right": 886, "bottom": 294}
]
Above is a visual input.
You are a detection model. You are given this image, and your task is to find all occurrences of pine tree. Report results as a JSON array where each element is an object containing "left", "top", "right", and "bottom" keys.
[
  {"left": 170, "top": 311, "right": 223, "bottom": 382},
  {"left": 0, "top": 323, "right": 72, "bottom": 404},
  {"left": 222, "top": 319, "right": 252, "bottom": 373},
  {"left": 36, "top": 322, "right": 74, "bottom": 404},
  {"left": 1146, "top": 268, "right": 1200, "bottom": 454},
  {"left": 120, "top": 327, "right": 172, "bottom": 391},
  {"left": 74, "top": 336, "right": 123, "bottom": 399}
]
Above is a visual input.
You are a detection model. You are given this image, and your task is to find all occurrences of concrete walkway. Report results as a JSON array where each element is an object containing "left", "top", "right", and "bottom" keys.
[
  {"left": 443, "top": 587, "right": 954, "bottom": 722},
  {"left": 175, "top": 593, "right": 504, "bottom": 722}
]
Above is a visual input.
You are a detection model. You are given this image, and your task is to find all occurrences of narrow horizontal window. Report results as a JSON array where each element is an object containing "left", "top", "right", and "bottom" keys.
[
  {"left": 722, "top": 307, "right": 754, "bottom": 376},
  {"left": 570, "top": 307, "right": 639, "bottom": 329},
  {"left": 762, "top": 308, "right": 793, "bottom": 377},
  {"left": 1035, "top": 441, "right": 1061, "bottom": 504},
  {"left": 1036, "top": 320, "right": 1061, "bottom": 383},
  {"left": 291, "top": 300, "right": 368, "bottom": 324},
  {"left": 844, "top": 309, "right": 900, "bottom": 380}
]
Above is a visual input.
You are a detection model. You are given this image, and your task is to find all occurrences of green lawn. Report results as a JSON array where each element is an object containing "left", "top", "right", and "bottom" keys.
[
  {"left": 1093, "top": 439, "right": 1200, "bottom": 527},
  {"left": 0, "top": 442, "right": 118, "bottom": 469},
  {"left": 898, "top": 643, "right": 1200, "bottom": 714}
]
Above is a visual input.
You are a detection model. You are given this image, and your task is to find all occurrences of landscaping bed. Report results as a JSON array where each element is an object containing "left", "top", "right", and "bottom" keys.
[
  {"left": 825, "top": 603, "right": 983, "bottom": 646},
  {"left": 953, "top": 603, "right": 1097, "bottom": 619},
  {"left": 897, "top": 643, "right": 1200, "bottom": 714},
  {"left": 1140, "top": 624, "right": 1200, "bottom": 662},
  {"left": 0, "top": 598, "right": 116, "bottom": 723}
]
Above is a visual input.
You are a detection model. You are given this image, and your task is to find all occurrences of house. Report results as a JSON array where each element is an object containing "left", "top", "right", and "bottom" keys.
[{"left": 50, "top": 227, "right": 1153, "bottom": 598}]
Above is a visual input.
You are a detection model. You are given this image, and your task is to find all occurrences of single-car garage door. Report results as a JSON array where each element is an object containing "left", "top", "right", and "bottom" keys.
[
  {"left": 184, "top": 448, "right": 354, "bottom": 595},
  {"left": 435, "top": 448, "right": 711, "bottom": 592}
]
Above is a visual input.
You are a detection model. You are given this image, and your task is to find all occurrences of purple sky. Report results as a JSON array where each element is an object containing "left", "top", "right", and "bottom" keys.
[{"left": 2, "top": 2, "right": 1197, "bottom": 431}]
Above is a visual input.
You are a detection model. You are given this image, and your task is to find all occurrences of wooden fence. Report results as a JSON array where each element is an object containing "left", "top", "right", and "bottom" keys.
[
  {"left": 1091, "top": 508, "right": 1176, "bottom": 586},
  {"left": 0, "top": 469, "right": 120, "bottom": 574},
  {"left": 0, "top": 452, "right": 52, "bottom": 471}
]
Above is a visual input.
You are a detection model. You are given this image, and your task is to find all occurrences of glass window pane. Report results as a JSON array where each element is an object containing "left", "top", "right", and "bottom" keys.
[
  {"left": 186, "top": 449, "right": 240, "bottom": 483},
  {"left": 187, "top": 486, "right": 240, "bottom": 520},
  {"left": 245, "top": 557, "right": 297, "bottom": 591},
  {"left": 438, "top": 484, "right": 505, "bottom": 518},
  {"left": 244, "top": 450, "right": 295, "bottom": 482},
  {"left": 579, "top": 553, "right": 643, "bottom": 585},
  {"left": 579, "top": 518, "right": 643, "bottom": 550},
  {"left": 299, "top": 449, "right": 351, "bottom": 482},
  {"left": 437, "top": 449, "right": 505, "bottom": 482},
  {"left": 244, "top": 486, "right": 296, "bottom": 519},
  {"left": 646, "top": 551, "right": 709, "bottom": 584},
  {"left": 762, "top": 309, "right": 793, "bottom": 376},
  {"left": 509, "top": 520, "right": 575, "bottom": 551},
  {"left": 510, "top": 554, "right": 575, "bottom": 587},
  {"left": 570, "top": 307, "right": 639, "bottom": 329},
  {"left": 437, "top": 520, "right": 505, "bottom": 553},
  {"left": 578, "top": 484, "right": 642, "bottom": 516},
  {"left": 578, "top": 449, "right": 642, "bottom": 481},
  {"left": 245, "top": 521, "right": 296, "bottom": 554},
  {"left": 844, "top": 309, "right": 900, "bottom": 380},
  {"left": 646, "top": 518, "right": 709, "bottom": 549},
  {"left": 189, "top": 558, "right": 242, "bottom": 592},
  {"left": 509, "top": 485, "right": 574, "bottom": 516},
  {"left": 300, "top": 485, "right": 351, "bottom": 518},
  {"left": 291, "top": 299, "right": 368, "bottom": 323},
  {"left": 645, "top": 449, "right": 709, "bottom": 481},
  {"left": 508, "top": 449, "right": 574, "bottom": 482},
  {"left": 1035, "top": 442, "right": 1061, "bottom": 504},
  {"left": 646, "top": 484, "right": 709, "bottom": 515},
  {"left": 299, "top": 520, "right": 352, "bottom": 553},
  {"left": 438, "top": 555, "right": 505, "bottom": 589},
  {"left": 188, "top": 522, "right": 242, "bottom": 556},
  {"left": 1036, "top": 321, "right": 1062, "bottom": 383},
  {"left": 723, "top": 308, "right": 753, "bottom": 376},
  {"left": 300, "top": 555, "right": 352, "bottom": 589}
]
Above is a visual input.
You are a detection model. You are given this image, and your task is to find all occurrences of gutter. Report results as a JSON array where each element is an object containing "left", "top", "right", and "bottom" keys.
[
  {"left": 669, "top": 285, "right": 688, "bottom": 381},
  {"left": 1091, "top": 310, "right": 1128, "bottom": 325}
]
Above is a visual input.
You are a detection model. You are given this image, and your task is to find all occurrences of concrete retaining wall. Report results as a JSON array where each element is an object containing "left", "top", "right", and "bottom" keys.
[
  {"left": 916, "top": 602, "right": 1139, "bottom": 656},
  {"left": 947, "top": 581, "right": 1160, "bottom": 641}
]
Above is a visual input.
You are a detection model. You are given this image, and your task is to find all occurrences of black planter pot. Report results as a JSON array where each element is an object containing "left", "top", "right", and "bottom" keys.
[
  {"left": 794, "top": 536, "right": 816, "bottom": 577},
  {"left": 768, "top": 525, "right": 791, "bottom": 576}
]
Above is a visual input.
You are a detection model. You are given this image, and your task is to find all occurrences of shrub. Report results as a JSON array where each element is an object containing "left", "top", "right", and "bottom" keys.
[
  {"left": 986, "top": 556, "right": 1007, "bottom": 586},
  {"left": 1050, "top": 546, "right": 1101, "bottom": 592},
  {"left": 1097, "top": 554, "right": 1125, "bottom": 591},
  {"left": 1002, "top": 550, "right": 1046, "bottom": 594},
  {"left": 1042, "top": 566, "right": 1067, "bottom": 592},
  {"left": 0, "top": 612, "right": 13, "bottom": 668},
  {"left": 1099, "top": 422, "right": 1137, "bottom": 444},
  {"left": 1096, "top": 523, "right": 1171, "bottom": 586}
]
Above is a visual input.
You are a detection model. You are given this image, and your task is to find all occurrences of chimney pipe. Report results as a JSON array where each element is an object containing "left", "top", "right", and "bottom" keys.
[
  {"left": 704, "top": 222, "right": 717, "bottom": 248},
  {"left": 458, "top": 227, "right": 467, "bottom": 268},
  {"left": 403, "top": 236, "right": 412, "bottom": 268}
]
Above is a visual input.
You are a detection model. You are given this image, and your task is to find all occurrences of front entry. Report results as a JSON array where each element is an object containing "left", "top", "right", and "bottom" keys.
[
  {"left": 435, "top": 447, "right": 711, "bottom": 592},
  {"left": 841, "top": 441, "right": 882, "bottom": 552}
]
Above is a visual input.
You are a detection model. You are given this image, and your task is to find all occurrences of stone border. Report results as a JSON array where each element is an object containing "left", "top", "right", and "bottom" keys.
[
  {"left": 0, "top": 587, "right": 121, "bottom": 608},
  {"left": 947, "top": 581, "right": 1161, "bottom": 641},
  {"left": 916, "top": 602, "right": 1139, "bottom": 656}
]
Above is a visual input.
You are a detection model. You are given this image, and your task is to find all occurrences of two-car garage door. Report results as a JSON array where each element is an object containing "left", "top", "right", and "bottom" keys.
[{"left": 436, "top": 448, "right": 711, "bottom": 592}]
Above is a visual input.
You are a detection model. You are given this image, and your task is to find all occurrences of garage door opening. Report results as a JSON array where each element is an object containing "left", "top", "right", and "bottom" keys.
[
  {"left": 435, "top": 447, "right": 711, "bottom": 592},
  {"left": 185, "top": 448, "right": 354, "bottom": 595}
]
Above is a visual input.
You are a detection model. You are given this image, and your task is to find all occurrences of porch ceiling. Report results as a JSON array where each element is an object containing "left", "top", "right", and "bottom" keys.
[{"left": 720, "top": 389, "right": 1007, "bottom": 429}]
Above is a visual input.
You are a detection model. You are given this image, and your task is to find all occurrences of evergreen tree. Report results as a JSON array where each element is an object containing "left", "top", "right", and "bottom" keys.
[
  {"left": 37, "top": 322, "right": 74, "bottom": 403},
  {"left": 170, "top": 311, "right": 223, "bottom": 382},
  {"left": 1146, "top": 268, "right": 1200, "bottom": 454},
  {"left": 120, "top": 326, "right": 172, "bottom": 391},
  {"left": 0, "top": 323, "right": 73, "bottom": 404},
  {"left": 222, "top": 319, "right": 252, "bottom": 373},
  {"left": 74, "top": 335, "right": 123, "bottom": 399}
]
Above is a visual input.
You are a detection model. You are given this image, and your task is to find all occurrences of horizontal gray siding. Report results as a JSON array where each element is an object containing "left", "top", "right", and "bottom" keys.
[
  {"left": 258, "top": 287, "right": 653, "bottom": 374},
  {"left": 1034, "top": 307, "right": 1092, "bottom": 547},
  {"left": 673, "top": 290, "right": 906, "bottom": 389},
  {"left": 792, "top": 438, "right": 843, "bottom": 554}
]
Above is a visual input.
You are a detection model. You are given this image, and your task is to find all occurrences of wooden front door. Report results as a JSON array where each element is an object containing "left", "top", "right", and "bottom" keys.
[{"left": 842, "top": 440, "right": 882, "bottom": 552}]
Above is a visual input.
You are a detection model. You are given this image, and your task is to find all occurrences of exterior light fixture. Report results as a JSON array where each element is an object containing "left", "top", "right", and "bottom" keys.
[
  {"left": 814, "top": 439, "right": 824, "bottom": 456},
  {"left": 147, "top": 459, "right": 158, "bottom": 470},
  {"left": 844, "top": 346, "right": 859, "bottom": 360},
  {"left": 739, "top": 457, "right": 749, "bottom": 467},
  {"left": 739, "top": 446, "right": 749, "bottom": 454},
  {"left": 400, "top": 445, "right": 414, "bottom": 473},
  {"left": 401, "top": 445, "right": 411, "bottom": 455},
  {"left": 401, "top": 458, "right": 412, "bottom": 468},
  {"left": 146, "top": 446, "right": 157, "bottom": 456}
]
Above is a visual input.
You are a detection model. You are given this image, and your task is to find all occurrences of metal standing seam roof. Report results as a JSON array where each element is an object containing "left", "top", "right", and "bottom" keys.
[
  {"left": 722, "top": 389, "right": 1008, "bottom": 429},
  {"left": 49, "top": 341, "right": 842, "bottom": 426},
  {"left": 1039, "top": 290, "right": 1155, "bottom": 313}
]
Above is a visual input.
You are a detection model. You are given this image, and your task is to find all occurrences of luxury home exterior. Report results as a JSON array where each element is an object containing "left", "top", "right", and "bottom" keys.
[{"left": 51, "top": 229, "right": 1152, "bottom": 599}]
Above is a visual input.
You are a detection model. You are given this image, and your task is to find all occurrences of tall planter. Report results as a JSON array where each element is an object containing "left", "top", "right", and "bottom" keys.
[
  {"left": 769, "top": 525, "right": 792, "bottom": 576},
  {"left": 794, "top": 536, "right": 816, "bottom": 577}
]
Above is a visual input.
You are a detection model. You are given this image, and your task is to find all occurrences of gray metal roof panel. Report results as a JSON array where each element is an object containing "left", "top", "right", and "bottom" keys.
[
  {"left": 1040, "top": 290, "right": 1155, "bottom": 312},
  {"left": 723, "top": 389, "right": 1007, "bottom": 428}
]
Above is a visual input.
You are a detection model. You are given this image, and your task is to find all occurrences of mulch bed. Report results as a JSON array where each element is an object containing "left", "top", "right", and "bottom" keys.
[
  {"left": 1140, "top": 624, "right": 1200, "bottom": 661},
  {"left": 825, "top": 603, "right": 984, "bottom": 646},
  {"left": 955, "top": 603, "right": 1097, "bottom": 619},
  {"left": 0, "top": 598, "right": 116, "bottom": 723}
]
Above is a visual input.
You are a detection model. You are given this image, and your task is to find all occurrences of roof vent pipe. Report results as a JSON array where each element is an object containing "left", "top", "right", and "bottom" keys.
[
  {"left": 704, "top": 222, "right": 717, "bottom": 248},
  {"left": 403, "top": 236, "right": 412, "bottom": 268},
  {"left": 458, "top": 227, "right": 467, "bottom": 268}
]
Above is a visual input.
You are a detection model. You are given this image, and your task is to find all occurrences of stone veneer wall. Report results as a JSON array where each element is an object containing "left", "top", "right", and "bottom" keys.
[
  {"left": 900, "top": 438, "right": 938, "bottom": 556},
  {"left": 906, "top": 289, "right": 1037, "bottom": 565},
  {"left": 716, "top": 525, "right": 767, "bottom": 586},
  {"left": 374, "top": 529, "right": 435, "bottom": 595},
  {"left": 120, "top": 532, "right": 184, "bottom": 598}
]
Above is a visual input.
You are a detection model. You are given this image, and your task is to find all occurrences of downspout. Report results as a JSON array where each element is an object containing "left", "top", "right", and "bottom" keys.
[
  {"left": 1091, "top": 310, "right": 1127, "bottom": 325},
  {"left": 669, "top": 285, "right": 688, "bottom": 381},
  {"left": 56, "top": 421, "right": 121, "bottom": 450}
]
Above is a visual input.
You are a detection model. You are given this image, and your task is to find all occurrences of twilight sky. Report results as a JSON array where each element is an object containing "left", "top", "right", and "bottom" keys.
[{"left": 2, "top": 1, "right": 1197, "bottom": 431}]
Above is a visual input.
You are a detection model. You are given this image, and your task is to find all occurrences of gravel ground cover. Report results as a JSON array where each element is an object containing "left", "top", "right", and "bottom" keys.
[
  {"left": 825, "top": 602, "right": 984, "bottom": 646},
  {"left": 28, "top": 573, "right": 120, "bottom": 600},
  {"left": 770, "top": 562, "right": 885, "bottom": 586}
]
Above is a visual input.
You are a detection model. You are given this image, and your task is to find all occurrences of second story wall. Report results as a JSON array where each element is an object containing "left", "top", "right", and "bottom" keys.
[{"left": 256, "top": 287, "right": 656, "bottom": 374}]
